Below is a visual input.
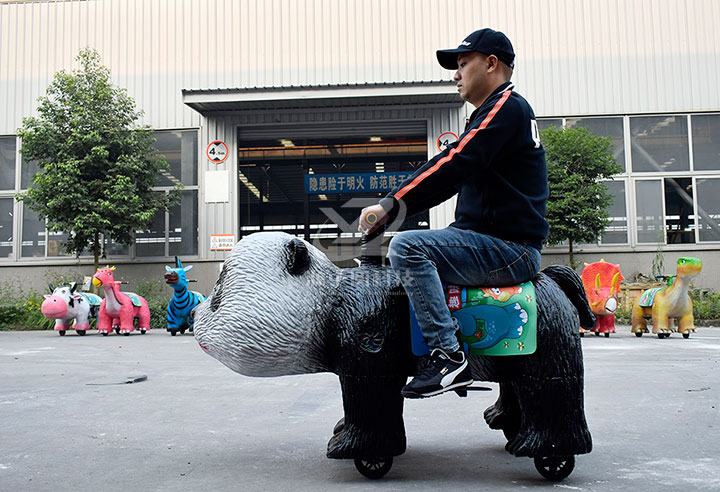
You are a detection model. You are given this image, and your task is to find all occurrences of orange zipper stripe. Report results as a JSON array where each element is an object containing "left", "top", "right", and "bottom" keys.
[{"left": 395, "top": 89, "right": 512, "bottom": 200}]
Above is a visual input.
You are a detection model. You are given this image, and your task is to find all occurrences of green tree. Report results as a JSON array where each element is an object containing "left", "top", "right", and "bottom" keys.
[
  {"left": 16, "top": 48, "right": 178, "bottom": 272},
  {"left": 541, "top": 126, "right": 623, "bottom": 268}
]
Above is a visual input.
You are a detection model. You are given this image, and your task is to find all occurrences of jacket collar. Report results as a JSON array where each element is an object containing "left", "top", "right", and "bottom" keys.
[{"left": 468, "top": 81, "right": 515, "bottom": 125}]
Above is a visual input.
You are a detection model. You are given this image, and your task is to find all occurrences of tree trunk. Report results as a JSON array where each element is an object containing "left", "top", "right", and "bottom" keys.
[
  {"left": 568, "top": 240, "right": 575, "bottom": 270},
  {"left": 92, "top": 232, "right": 100, "bottom": 293}
]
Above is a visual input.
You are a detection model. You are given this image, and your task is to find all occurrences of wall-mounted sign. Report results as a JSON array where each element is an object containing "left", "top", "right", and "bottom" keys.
[
  {"left": 436, "top": 131, "right": 459, "bottom": 152},
  {"left": 210, "top": 234, "right": 236, "bottom": 251},
  {"left": 204, "top": 170, "right": 229, "bottom": 203},
  {"left": 304, "top": 172, "right": 414, "bottom": 194},
  {"left": 206, "top": 140, "right": 229, "bottom": 163}
]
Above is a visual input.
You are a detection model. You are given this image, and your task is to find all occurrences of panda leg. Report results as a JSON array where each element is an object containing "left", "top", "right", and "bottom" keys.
[
  {"left": 327, "top": 374, "right": 407, "bottom": 460},
  {"left": 484, "top": 382, "right": 521, "bottom": 441}
]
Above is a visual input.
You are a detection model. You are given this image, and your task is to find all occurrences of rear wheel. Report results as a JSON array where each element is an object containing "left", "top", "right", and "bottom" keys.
[
  {"left": 58, "top": 330, "right": 66, "bottom": 336},
  {"left": 354, "top": 457, "right": 393, "bottom": 479},
  {"left": 534, "top": 455, "right": 575, "bottom": 481}
]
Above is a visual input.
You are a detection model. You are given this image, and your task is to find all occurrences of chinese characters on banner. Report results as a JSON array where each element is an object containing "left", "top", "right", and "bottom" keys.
[{"left": 304, "top": 172, "right": 414, "bottom": 194}]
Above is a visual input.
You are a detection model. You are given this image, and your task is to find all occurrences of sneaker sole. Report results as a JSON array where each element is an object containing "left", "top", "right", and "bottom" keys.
[{"left": 401, "top": 379, "right": 474, "bottom": 399}]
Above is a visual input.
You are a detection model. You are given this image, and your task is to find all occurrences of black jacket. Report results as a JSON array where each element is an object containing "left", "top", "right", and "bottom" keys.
[{"left": 379, "top": 81, "right": 549, "bottom": 250}]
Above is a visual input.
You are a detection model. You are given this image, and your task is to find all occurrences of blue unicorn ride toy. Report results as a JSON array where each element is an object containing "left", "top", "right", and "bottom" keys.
[{"left": 164, "top": 257, "right": 206, "bottom": 336}]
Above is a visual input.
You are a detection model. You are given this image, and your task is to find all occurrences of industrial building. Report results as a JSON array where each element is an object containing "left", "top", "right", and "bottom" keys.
[{"left": 1, "top": 0, "right": 719, "bottom": 291}]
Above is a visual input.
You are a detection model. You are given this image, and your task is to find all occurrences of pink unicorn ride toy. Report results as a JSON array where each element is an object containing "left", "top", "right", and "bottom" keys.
[
  {"left": 92, "top": 266, "right": 151, "bottom": 336},
  {"left": 41, "top": 282, "right": 102, "bottom": 336}
]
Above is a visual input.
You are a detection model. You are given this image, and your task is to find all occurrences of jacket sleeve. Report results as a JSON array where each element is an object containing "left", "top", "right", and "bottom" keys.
[{"left": 382, "top": 89, "right": 521, "bottom": 217}]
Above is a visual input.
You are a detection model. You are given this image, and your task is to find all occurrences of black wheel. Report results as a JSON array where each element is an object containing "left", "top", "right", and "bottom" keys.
[
  {"left": 354, "top": 457, "right": 393, "bottom": 479},
  {"left": 114, "top": 328, "right": 120, "bottom": 335},
  {"left": 58, "top": 330, "right": 66, "bottom": 336},
  {"left": 180, "top": 329, "right": 186, "bottom": 335},
  {"left": 682, "top": 332, "right": 690, "bottom": 339},
  {"left": 102, "top": 332, "right": 109, "bottom": 336},
  {"left": 170, "top": 330, "right": 177, "bottom": 336},
  {"left": 594, "top": 332, "right": 600, "bottom": 337},
  {"left": 124, "top": 332, "right": 130, "bottom": 336},
  {"left": 77, "top": 330, "right": 86, "bottom": 336},
  {"left": 579, "top": 332, "right": 584, "bottom": 337},
  {"left": 140, "top": 329, "right": 147, "bottom": 335},
  {"left": 635, "top": 332, "right": 643, "bottom": 337},
  {"left": 658, "top": 333, "right": 670, "bottom": 339},
  {"left": 534, "top": 455, "right": 575, "bottom": 481}
]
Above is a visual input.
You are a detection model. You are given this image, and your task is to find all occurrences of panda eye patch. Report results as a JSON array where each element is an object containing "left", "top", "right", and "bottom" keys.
[{"left": 211, "top": 266, "right": 227, "bottom": 312}]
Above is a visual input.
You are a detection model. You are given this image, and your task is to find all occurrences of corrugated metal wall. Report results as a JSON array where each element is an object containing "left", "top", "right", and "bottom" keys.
[{"left": 2, "top": 0, "right": 720, "bottom": 134}]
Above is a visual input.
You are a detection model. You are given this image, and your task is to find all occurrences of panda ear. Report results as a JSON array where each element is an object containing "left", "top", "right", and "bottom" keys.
[{"left": 285, "top": 238, "right": 311, "bottom": 276}]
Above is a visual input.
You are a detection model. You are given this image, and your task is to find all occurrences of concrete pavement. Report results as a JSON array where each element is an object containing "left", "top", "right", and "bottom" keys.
[{"left": 1, "top": 327, "right": 718, "bottom": 492}]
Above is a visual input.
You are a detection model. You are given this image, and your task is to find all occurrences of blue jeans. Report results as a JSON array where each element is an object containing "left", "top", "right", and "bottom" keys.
[{"left": 387, "top": 227, "right": 541, "bottom": 353}]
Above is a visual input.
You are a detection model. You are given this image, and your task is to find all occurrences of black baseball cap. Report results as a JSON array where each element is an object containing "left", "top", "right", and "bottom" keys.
[{"left": 436, "top": 28, "right": 515, "bottom": 70}]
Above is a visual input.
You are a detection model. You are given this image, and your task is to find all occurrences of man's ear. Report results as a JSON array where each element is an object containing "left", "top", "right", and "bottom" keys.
[{"left": 487, "top": 54, "right": 499, "bottom": 72}]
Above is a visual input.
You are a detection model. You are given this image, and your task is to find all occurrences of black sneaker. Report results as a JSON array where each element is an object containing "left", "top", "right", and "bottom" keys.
[{"left": 401, "top": 348, "right": 473, "bottom": 398}]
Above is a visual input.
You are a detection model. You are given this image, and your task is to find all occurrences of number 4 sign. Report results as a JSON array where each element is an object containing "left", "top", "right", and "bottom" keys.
[{"left": 206, "top": 140, "right": 229, "bottom": 164}]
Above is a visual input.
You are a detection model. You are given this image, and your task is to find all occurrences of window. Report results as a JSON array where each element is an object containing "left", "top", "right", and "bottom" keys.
[
  {"left": 0, "top": 198, "right": 13, "bottom": 257},
  {"left": 0, "top": 137, "right": 15, "bottom": 190},
  {"left": 601, "top": 180, "right": 628, "bottom": 244},
  {"left": 537, "top": 119, "right": 562, "bottom": 132},
  {"left": 664, "top": 178, "right": 694, "bottom": 244},
  {"left": 21, "top": 158, "right": 39, "bottom": 189},
  {"left": 696, "top": 178, "right": 720, "bottom": 242},
  {"left": 154, "top": 131, "right": 198, "bottom": 187},
  {"left": 170, "top": 190, "right": 198, "bottom": 256},
  {"left": 630, "top": 115, "right": 689, "bottom": 172},
  {"left": 21, "top": 206, "right": 45, "bottom": 257},
  {"left": 635, "top": 178, "right": 697, "bottom": 244},
  {"left": 635, "top": 180, "right": 664, "bottom": 244},
  {"left": 135, "top": 130, "right": 199, "bottom": 257},
  {"left": 567, "top": 117, "right": 625, "bottom": 172},
  {"left": 692, "top": 114, "right": 720, "bottom": 171}
]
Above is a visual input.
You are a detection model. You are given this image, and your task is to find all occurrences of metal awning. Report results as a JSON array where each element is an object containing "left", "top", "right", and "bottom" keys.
[{"left": 182, "top": 82, "right": 463, "bottom": 115}]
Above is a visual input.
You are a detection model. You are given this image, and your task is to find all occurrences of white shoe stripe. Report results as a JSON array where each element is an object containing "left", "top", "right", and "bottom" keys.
[{"left": 439, "top": 359, "right": 468, "bottom": 387}]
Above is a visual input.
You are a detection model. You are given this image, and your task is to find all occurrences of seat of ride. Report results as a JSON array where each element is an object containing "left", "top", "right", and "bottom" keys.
[{"left": 410, "top": 281, "right": 538, "bottom": 357}]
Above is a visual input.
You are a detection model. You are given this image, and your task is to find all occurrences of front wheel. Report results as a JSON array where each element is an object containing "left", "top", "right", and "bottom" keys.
[
  {"left": 58, "top": 330, "right": 66, "bottom": 336},
  {"left": 354, "top": 457, "right": 393, "bottom": 479},
  {"left": 682, "top": 332, "right": 690, "bottom": 339},
  {"left": 534, "top": 455, "right": 575, "bottom": 481},
  {"left": 77, "top": 330, "right": 86, "bottom": 336},
  {"left": 635, "top": 332, "right": 643, "bottom": 337}
]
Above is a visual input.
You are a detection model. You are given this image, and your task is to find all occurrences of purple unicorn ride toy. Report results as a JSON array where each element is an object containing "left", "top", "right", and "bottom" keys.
[
  {"left": 41, "top": 282, "right": 102, "bottom": 336},
  {"left": 92, "top": 266, "right": 151, "bottom": 336},
  {"left": 164, "top": 257, "right": 206, "bottom": 336}
]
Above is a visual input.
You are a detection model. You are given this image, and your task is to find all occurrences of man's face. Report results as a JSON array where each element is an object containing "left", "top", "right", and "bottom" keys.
[{"left": 453, "top": 52, "right": 491, "bottom": 106}]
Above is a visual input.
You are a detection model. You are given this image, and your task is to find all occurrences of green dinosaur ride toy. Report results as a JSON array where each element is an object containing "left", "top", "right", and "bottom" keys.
[{"left": 631, "top": 257, "right": 702, "bottom": 339}]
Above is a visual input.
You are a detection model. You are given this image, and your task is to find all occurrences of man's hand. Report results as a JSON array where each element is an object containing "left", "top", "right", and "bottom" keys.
[{"left": 358, "top": 204, "right": 388, "bottom": 233}]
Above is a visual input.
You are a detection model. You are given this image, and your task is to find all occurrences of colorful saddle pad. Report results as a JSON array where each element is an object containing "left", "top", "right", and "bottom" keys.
[
  {"left": 124, "top": 292, "right": 143, "bottom": 307},
  {"left": 80, "top": 292, "right": 103, "bottom": 306},
  {"left": 410, "top": 282, "right": 537, "bottom": 357},
  {"left": 638, "top": 287, "right": 665, "bottom": 307}
]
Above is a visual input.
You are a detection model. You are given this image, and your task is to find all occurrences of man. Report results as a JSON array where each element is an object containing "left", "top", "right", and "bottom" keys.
[{"left": 358, "top": 28, "right": 549, "bottom": 399}]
